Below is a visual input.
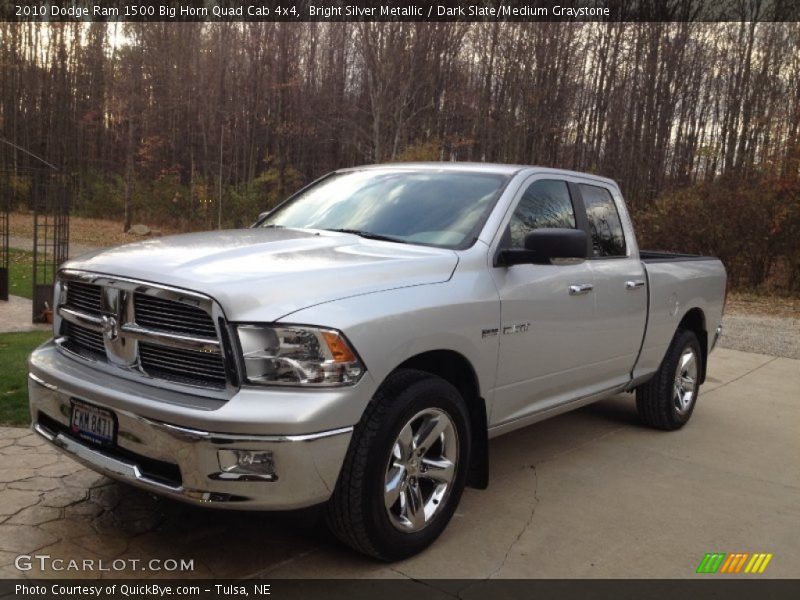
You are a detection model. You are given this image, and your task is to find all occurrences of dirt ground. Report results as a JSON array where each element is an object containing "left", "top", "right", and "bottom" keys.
[
  {"left": 8, "top": 212, "right": 181, "bottom": 249},
  {"left": 725, "top": 291, "right": 800, "bottom": 318}
]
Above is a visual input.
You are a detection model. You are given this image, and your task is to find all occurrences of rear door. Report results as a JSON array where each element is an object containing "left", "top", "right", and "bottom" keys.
[{"left": 577, "top": 183, "right": 648, "bottom": 389}]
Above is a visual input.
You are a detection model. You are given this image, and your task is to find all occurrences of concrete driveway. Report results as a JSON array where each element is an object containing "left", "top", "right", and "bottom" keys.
[{"left": 0, "top": 347, "right": 797, "bottom": 579}]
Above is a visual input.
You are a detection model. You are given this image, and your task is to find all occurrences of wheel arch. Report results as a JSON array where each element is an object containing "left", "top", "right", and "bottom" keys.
[
  {"left": 393, "top": 349, "right": 489, "bottom": 490},
  {"left": 678, "top": 307, "right": 708, "bottom": 384}
]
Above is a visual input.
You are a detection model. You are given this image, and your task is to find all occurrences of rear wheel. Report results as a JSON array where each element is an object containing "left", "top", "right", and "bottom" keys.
[
  {"left": 636, "top": 328, "right": 702, "bottom": 430},
  {"left": 325, "top": 369, "right": 471, "bottom": 560}
]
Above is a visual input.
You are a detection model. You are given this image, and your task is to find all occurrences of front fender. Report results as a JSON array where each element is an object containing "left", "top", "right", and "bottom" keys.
[{"left": 279, "top": 278, "right": 501, "bottom": 416}]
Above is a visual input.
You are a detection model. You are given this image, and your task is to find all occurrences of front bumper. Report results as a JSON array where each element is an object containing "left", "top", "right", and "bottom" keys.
[{"left": 28, "top": 342, "right": 367, "bottom": 510}]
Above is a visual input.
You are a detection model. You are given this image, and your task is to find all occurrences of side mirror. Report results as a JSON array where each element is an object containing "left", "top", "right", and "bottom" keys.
[{"left": 497, "top": 228, "right": 587, "bottom": 266}]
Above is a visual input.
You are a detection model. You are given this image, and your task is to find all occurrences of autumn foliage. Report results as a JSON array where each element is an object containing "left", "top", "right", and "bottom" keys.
[
  {"left": 1, "top": 21, "right": 799, "bottom": 292},
  {"left": 637, "top": 171, "right": 800, "bottom": 291}
]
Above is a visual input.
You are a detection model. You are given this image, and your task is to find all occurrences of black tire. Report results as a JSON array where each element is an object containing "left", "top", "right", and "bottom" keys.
[
  {"left": 636, "top": 328, "right": 703, "bottom": 430},
  {"left": 325, "top": 369, "right": 471, "bottom": 561}
]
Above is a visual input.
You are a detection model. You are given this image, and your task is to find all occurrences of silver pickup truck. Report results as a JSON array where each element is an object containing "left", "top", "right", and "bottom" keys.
[{"left": 28, "top": 163, "right": 726, "bottom": 560}]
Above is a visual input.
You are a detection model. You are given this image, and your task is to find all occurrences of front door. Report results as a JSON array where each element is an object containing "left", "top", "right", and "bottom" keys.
[{"left": 490, "top": 178, "right": 601, "bottom": 427}]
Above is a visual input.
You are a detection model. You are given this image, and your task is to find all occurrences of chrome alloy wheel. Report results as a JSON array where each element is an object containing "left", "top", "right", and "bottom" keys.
[
  {"left": 384, "top": 408, "right": 459, "bottom": 533},
  {"left": 673, "top": 346, "right": 698, "bottom": 414}
]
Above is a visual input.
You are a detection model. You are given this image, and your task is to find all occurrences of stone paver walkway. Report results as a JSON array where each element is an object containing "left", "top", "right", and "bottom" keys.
[
  {"left": 0, "top": 296, "right": 50, "bottom": 333},
  {"left": 0, "top": 427, "right": 325, "bottom": 579}
]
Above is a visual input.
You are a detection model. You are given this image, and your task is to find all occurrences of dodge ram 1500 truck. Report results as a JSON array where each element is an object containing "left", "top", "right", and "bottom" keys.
[{"left": 28, "top": 163, "right": 727, "bottom": 560}]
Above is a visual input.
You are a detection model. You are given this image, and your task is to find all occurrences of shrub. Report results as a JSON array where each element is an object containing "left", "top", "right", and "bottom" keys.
[{"left": 636, "top": 174, "right": 800, "bottom": 292}]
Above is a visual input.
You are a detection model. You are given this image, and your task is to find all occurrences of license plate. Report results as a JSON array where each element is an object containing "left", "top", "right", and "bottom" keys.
[{"left": 70, "top": 400, "right": 116, "bottom": 448}]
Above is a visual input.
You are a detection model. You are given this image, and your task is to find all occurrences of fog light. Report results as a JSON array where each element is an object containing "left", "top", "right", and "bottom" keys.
[{"left": 217, "top": 450, "right": 276, "bottom": 479}]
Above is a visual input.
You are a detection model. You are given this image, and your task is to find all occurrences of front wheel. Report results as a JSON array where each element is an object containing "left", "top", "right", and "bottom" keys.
[
  {"left": 636, "top": 328, "right": 703, "bottom": 430},
  {"left": 325, "top": 369, "right": 471, "bottom": 560}
]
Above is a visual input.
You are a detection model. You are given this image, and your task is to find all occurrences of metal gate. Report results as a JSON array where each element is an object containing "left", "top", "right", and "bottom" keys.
[
  {"left": 0, "top": 186, "right": 8, "bottom": 301},
  {"left": 0, "top": 174, "right": 70, "bottom": 322},
  {"left": 31, "top": 179, "right": 70, "bottom": 322},
  {"left": 0, "top": 138, "right": 69, "bottom": 318}
]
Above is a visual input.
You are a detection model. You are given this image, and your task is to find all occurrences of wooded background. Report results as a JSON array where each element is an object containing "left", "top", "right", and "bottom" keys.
[{"left": 1, "top": 22, "right": 799, "bottom": 290}]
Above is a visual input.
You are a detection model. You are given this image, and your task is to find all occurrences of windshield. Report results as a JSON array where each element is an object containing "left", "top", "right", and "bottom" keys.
[{"left": 258, "top": 169, "right": 510, "bottom": 248}]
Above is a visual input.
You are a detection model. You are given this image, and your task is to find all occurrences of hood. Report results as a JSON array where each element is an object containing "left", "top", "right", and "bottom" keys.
[{"left": 62, "top": 228, "right": 458, "bottom": 322}]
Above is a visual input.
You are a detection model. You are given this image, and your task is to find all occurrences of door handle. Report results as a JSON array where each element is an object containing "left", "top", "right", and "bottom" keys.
[
  {"left": 569, "top": 284, "right": 593, "bottom": 295},
  {"left": 625, "top": 280, "right": 646, "bottom": 290}
]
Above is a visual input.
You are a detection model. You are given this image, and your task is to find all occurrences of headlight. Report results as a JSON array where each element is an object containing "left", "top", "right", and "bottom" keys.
[{"left": 236, "top": 325, "right": 365, "bottom": 386}]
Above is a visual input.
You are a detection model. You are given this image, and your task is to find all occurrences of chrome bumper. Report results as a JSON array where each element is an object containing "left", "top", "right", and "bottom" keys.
[{"left": 28, "top": 360, "right": 356, "bottom": 511}]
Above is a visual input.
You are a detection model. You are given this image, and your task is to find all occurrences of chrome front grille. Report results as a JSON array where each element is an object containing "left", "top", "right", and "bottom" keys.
[
  {"left": 56, "top": 272, "right": 232, "bottom": 393},
  {"left": 64, "top": 321, "right": 106, "bottom": 356},
  {"left": 139, "top": 343, "right": 227, "bottom": 386},
  {"left": 65, "top": 281, "right": 102, "bottom": 315},
  {"left": 134, "top": 293, "right": 217, "bottom": 337}
]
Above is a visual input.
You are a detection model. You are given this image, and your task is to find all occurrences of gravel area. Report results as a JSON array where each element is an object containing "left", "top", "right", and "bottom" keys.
[{"left": 719, "top": 313, "right": 800, "bottom": 359}]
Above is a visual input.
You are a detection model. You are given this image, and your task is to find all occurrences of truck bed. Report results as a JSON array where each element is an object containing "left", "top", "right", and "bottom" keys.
[{"left": 633, "top": 253, "right": 726, "bottom": 384}]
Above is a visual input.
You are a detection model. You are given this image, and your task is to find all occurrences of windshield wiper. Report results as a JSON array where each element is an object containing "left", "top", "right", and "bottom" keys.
[{"left": 325, "top": 228, "right": 407, "bottom": 244}]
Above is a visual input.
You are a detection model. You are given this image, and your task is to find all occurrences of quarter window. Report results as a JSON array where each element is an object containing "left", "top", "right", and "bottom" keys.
[
  {"left": 508, "top": 180, "right": 576, "bottom": 248},
  {"left": 579, "top": 184, "right": 626, "bottom": 257}
]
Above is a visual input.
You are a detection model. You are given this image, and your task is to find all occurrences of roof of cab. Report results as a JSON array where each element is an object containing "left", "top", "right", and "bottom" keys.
[{"left": 337, "top": 162, "right": 618, "bottom": 186}]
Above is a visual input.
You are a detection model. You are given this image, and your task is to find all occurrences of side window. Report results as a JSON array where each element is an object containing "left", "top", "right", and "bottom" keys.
[
  {"left": 579, "top": 184, "right": 626, "bottom": 257},
  {"left": 508, "top": 180, "right": 576, "bottom": 248}
]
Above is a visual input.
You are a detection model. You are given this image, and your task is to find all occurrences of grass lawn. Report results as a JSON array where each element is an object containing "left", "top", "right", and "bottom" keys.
[
  {"left": 5, "top": 248, "right": 34, "bottom": 299},
  {"left": 0, "top": 330, "right": 51, "bottom": 426}
]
